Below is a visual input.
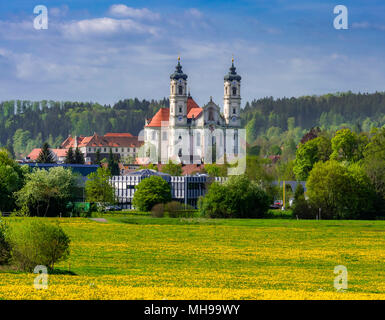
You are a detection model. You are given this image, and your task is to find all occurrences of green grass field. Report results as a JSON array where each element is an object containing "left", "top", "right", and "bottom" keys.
[{"left": 1, "top": 215, "right": 385, "bottom": 299}]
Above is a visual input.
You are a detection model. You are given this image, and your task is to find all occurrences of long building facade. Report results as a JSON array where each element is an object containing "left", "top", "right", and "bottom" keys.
[{"left": 110, "top": 170, "right": 227, "bottom": 209}]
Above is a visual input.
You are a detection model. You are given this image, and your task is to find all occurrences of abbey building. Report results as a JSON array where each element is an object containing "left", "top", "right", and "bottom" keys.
[{"left": 143, "top": 58, "right": 242, "bottom": 164}]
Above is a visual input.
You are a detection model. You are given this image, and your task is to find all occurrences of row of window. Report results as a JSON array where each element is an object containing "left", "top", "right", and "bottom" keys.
[
  {"left": 147, "top": 131, "right": 238, "bottom": 145},
  {"left": 87, "top": 147, "right": 136, "bottom": 153}
]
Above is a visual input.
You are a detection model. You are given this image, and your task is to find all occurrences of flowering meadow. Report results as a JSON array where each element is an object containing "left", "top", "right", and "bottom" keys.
[{"left": 1, "top": 217, "right": 385, "bottom": 300}]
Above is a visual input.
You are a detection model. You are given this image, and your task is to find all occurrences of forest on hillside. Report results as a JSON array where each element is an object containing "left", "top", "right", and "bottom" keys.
[
  {"left": 0, "top": 98, "right": 169, "bottom": 158},
  {"left": 1, "top": 91, "right": 385, "bottom": 158}
]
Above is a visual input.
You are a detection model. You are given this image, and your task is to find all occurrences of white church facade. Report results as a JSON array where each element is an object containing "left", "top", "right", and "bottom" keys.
[{"left": 143, "top": 58, "right": 242, "bottom": 165}]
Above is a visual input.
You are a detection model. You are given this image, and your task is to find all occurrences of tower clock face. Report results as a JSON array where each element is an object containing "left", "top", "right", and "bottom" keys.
[
  {"left": 232, "top": 116, "right": 237, "bottom": 122},
  {"left": 178, "top": 115, "right": 183, "bottom": 121},
  {"left": 232, "top": 81, "right": 237, "bottom": 86},
  {"left": 178, "top": 79, "right": 182, "bottom": 84}
]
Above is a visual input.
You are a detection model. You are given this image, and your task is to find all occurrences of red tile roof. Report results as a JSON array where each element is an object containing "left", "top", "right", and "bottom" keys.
[
  {"left": 187, "top": 107, "right": 202, "bottom": 119},
  {"left": 187, "top": 97, "right": 200, "bottom": 113},
  {"left": 27, "top": 148, "right": 42, "bottom": 160},
  {"left": 145, "top": 108, "right": 170, "bottom": 127},
  {"left": 55, "top": 149, "right": 69, "bottom": 157},
  {"left": 105, "top": 133, "right": 133, "bottom": 137},
  {"left": 61, "top": 136, "right": 85, "bottom": 149},
  {"left": 146, "top": 97, "right": 202, "bottom": 127},
  {"left": 61, "top": 133, "right": 142, "bottom": 149},
  {"left": 27, "top": 148, "right": 68, "bottom": 161}
]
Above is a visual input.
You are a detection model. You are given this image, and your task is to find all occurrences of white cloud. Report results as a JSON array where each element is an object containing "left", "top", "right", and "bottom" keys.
[
  {"left": 0, "top": 7, "right": 384, "bottom": 106},
  {"left": 61, "top": 17, "right": 158, "bottom": 38},
  {"left": 186, "top": 8, "right": 203, "bottom": 19},
  {"left": 108, "top": 4, "right": 160, "bottom": 20}
]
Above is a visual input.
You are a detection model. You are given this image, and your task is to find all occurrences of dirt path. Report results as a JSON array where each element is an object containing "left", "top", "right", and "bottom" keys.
[{"left": 89, "top": 218, "right": 108, "bottom": 223}]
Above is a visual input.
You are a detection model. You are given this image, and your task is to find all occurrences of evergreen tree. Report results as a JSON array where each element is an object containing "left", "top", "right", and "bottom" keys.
[
  {"left": 95, "top": 149, "right": 101, "bottom": 165},
  {"left": 36, "top": 142, "right": 55, "bottom": 163},
  {"left": 65, "top": 147, "right": 75, "bottom": 164},
  {"left": 108, "top": 149, "right": 120, "bottom": 176},
  {"left": 5, "top": 139, "right": 15, "bottom": 159},
  {"left": 74, "top": 147, "right": 85, "bottom": 164}
]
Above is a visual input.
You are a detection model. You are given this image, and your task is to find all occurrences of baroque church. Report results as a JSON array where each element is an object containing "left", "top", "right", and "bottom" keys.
[{"left": 143, "top": 57, "right": 242, "bottom": 164}]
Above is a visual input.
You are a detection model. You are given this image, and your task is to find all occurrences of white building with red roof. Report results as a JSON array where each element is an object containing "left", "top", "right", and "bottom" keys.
[
  {"left": 60, "top": 132, "right": 142, "bottom": 163},
  {"left": 143, "top": 57, "right": 242, "bottom": 164}
]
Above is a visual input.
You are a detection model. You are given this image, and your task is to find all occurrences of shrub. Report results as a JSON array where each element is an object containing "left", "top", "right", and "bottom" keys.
[
  {"left": 132, "top": 176, "right": 172, "bottom": 212},
  {"left": 15, "top": 167, "right": 78, "bottom": 217},
  {"left": 151, "top": 203, "right": 165, "bottom": 218},
  {"left": 292, "top": 198, "right": 315, "bottom": 219},
  {"left": 0, "top": 220, "right": 11, "bottom": 265},
  {"left": 164, "top": 201, "right": 184, "bottom": 218},
  {"left": 199, "top": 175, "right": 270, "bottom": 218},
  {"left": 9, "top": 220, "right": 70, "bottom": 272},
  {"left": 307, "top": 160, "right": 376, "bottom": 219},
  {"left": 292, "top": 184, "right": 315, "bottom": 219},
  {"left": 164, "top": 201, "right": 196, "bottom": 218}
]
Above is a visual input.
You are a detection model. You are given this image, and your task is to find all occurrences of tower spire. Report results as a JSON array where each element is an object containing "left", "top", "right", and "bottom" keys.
[{"left": 223, "top": 58, "right": 241, "bottom": 127}]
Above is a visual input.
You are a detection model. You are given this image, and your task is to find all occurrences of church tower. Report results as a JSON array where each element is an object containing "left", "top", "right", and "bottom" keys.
[
  {"left": 169, "top": 57, "right": 188, "bottom": 127},
  {"left": 223, "top": 57, "right": 241, "bottom": 127}
]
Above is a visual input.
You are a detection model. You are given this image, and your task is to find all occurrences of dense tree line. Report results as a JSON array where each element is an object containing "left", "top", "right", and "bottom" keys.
[
  {"left": 0, "top": 98, "right": 169, "bottom": 158},
  {"left": 242, "top": 91, "right": 385, "bottom": 137},
  {"left": 2, "top": 92, "right": 385, "bottom": 159},
  {"left": 292, "top": 127, "right": 385, "bottom": 219}
]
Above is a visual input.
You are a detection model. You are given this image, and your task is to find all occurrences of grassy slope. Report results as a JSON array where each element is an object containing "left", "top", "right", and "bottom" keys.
[{"left": 1, "top": 216, "right": 385, "bottom": 299}]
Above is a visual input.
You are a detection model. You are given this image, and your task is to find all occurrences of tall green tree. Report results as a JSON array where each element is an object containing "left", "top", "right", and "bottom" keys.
[
  {"left": 94, "top": 149, "right": 101, "bottom": 165},
  {"left": 0, "top": 149, "right": 26, "bottom": 212},
  {"left": 108, "top": 149, "right": 120, "bottom": 176},
  {"left": 363, "top": 128, "right": 385, "bottom": 212},
  {"left": 307, "top": 160, "right": 376, "bottom": 219},
  {"left": 293, "top": 136, "right": 332, "bottom": 181},
  {"left": 330, "top": 128, "right": 367, "bottom": 162},
  {"left": 85, "top": 167, "right": 115, "bottom": 204},
  {"left": 132, "top": 176, "right": 171, "bottom": 212},
  {"left": 36, "top": 142, "right": 55, "bottom": 164},
  {"left": 15, "top": 167, "right": 78, "bottom": 216},
  {"left": 74, "top": 147, "right": 85, "bottom": 164},
  {"left": 65, "top": 147, "right": 75, "bottom": 164}
]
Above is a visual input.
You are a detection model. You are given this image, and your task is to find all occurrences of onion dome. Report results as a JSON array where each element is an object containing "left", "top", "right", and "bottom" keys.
[
  {"left": 224, "top": 57, "right": 241, "bottom": 81},
  {"left": 170, "top": 56, "right": 188, "bottom": 80}
]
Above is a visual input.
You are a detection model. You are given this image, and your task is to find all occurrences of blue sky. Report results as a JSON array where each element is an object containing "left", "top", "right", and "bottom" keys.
[{"left": 0, "top": 0, "right": 384, "bottom": 106}]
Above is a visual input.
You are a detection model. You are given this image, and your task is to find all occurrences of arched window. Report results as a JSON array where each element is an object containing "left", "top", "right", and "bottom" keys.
[
  {"left": 179, "top": 106, "right": 182, "bottom": 113},
  {"left": 178, "top": 86, "right": 183, "bottom": 95},
  {"left": 232, "top": 87, "right": 237, "bottom": 96},
  {"left": 233, "top": 108, "right": 236, "bottom": 114}
]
